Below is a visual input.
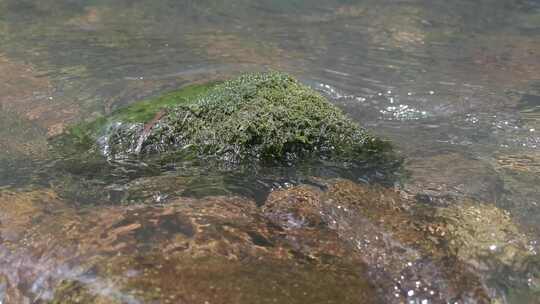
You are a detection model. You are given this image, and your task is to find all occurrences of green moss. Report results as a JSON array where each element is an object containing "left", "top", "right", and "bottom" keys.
[
  {"left": 64, "top": 116, "right": 107, "bottom": 148},
  {"left": 56, "top": 72, "right": 397, "bottom": 170},
  {"left": 111, "top": 82, "right": 217, "bottom": 123},
  {"left": 141, "top": 72, "right": 394, "bottom": 164},
  {"left": 54, "top": 83, "right": 216, "bottom": 152}
]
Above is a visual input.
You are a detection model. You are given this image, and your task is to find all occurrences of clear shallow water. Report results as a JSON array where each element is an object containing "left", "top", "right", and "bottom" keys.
[{"left": 1, "top": 0, "right": 540, "bottom": 303}]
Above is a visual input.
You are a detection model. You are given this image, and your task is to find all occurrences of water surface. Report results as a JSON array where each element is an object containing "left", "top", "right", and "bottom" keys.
[{"left": 1, "top": 0, "right": 540, "bottom": 303}]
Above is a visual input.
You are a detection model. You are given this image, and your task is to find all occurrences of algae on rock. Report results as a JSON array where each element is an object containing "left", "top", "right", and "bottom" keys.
[
  {"left": 60, "top": 72, "right": 394, "bottom": 167},
  {"left": 54, "top": 81, "right": 215, "bottom": 153},
  {"left": 435, "top": 200, "right": 533, "bottom": 271}
]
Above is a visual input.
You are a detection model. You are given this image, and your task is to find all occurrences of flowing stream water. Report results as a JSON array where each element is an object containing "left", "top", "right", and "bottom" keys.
[{"left": 1, "top": 0, "right": 540, "bottom": 303}]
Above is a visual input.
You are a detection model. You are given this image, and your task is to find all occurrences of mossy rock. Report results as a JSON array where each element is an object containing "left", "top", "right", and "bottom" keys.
[
  {"left": 54, "top": 81, "right": 216, "bottom": 153},
  {"left": 434, "top": 200, "right": 533, "bottom": 270},
  {"left": 55, "top": 72, "right": 396, "bottom": 168}
]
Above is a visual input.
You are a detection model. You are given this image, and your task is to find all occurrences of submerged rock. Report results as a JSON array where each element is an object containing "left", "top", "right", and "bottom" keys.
[
  {"left": 0, "top": 188, "right": 378, "bottom": 304},
  {"left": 1, "top": 178, "right": 537, "bottom": 303},
  {"left": 264, "top": 179, "right": 539, "bottom": 303},
  {"left": 404, "top": 152, "right": 503, "bottom": 204},
  {"left": 55, "top": 72, "right": 395, "bottom": 167},
  {"left": 435, "top": 200, "right": 532, "bottom": 271},
  {"left": 492, "top": 152, "right": 540, "bottom": 236}
]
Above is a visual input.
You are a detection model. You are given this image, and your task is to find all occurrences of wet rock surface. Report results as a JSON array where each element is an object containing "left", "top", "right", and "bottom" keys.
[
  {"left": 434, "top": 200, "right": 532, "bottom": 272},
  {"left": 1, "top": 179, "right": 537, "bottom": 303},
  {"left": 263, "top": 179, "right": 540, "bottom": 303},
  {"left": 492, "top": 152, "right": 540, "bottom": 237},
  {"left": 0, "top": 187, "right": 378, "bottom": 304}
]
